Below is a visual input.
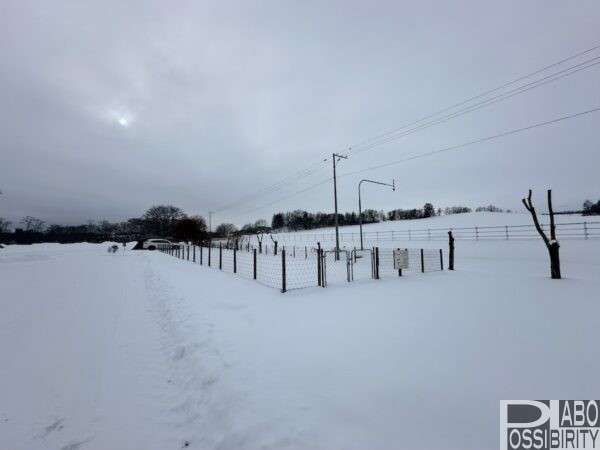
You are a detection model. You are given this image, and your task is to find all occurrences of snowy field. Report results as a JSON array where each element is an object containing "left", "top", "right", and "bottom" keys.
[{"left": 1, "top": 218, "right": 600, "bottom": 449}]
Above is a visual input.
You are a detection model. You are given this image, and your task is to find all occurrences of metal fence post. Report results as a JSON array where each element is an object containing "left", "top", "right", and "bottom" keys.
[
  {"left": 187, "top": 245, "right": 190, "bottom": 260},
  {"left": 233, "top": 247, "right": 237, "bottom": 273},
  {"left": 193, "top": 245, "right": 196, "bottom": 262},
  {"left": 281, "top": 249, "right": 286, "bottom": 293},
  {"left": 219, "top": 243, "right": 222, "bottom": 270},
  {"left": 420, "top": 248, "right": 425, "bottom": 273},
  {"left": 439, "top": 249, "right": 444, "bottom": 271},
  {"left": 208, "top": 245, "right": 211, "bottom": 267},
  {"left": 317, "top": 248, "right": 322, "bottom": 286},
  {"left": 375, "top": 247, "right": 380, "bottom": 279},
  {"left": 200, "top": 246, "right": 203, "bottom": 265},
  {"left": 397, "top": 248, "right": 403, "bottom": 277},
  {"left": 253, "top": 249, "right": 257, "bottom": 279}
]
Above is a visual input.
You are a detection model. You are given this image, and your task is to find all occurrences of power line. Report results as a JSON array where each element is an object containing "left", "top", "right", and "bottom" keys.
[
  {"left": 345, "top": 57, "right": 600, "bottom": 157},
  {"left": 212, "top": 44, "right": 600, "bottom": 217},
  {"left": 228, "top": 177, "right": 333, "bottom": 219},
  {"left": 226, "top": 107, "right": 600, "bottom": 219},
  {"left": 339, "top": 107, "right": 600, "bottom": 178},
  {"left": 213, "top": 159, "right": 328, "bottom": 212},
  {"left": 343, "top": 43, "right": 600, "bottom": 155}
]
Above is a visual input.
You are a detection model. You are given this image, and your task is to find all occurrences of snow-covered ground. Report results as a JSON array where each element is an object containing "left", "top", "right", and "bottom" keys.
[{"left": 1, "top": 226, "right": 599, "bottom": 449}]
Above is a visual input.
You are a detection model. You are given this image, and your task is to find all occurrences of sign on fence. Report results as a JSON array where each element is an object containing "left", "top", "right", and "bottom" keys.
[{"left": 393, "top": 249, "right": 409, "bottom": 269}]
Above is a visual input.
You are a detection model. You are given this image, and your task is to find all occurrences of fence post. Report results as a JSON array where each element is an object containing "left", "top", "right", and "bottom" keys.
[
  {"left": 475, "top": 227, "right": 479, "bottom": 241},
  {"left": 253, "top": 249, "right": 257, "bottom": 279},
  {"left": 408, "top": 229, "right": 411, "bottom": 241},
  {"left": 200, "top": 246, "right": 203, "bottom": 265},
  {"left": 305, "top": 246, "right": 307, "bottom": 259},
  {"left": 219, "top": 243, "right": 222, "bottom": 270},
  {"left": 448, "top": 231, "right": 455, "bottom": 270},
  {"left": 420, "top": 248, "right": 425, "bottom": 273},
  {"left": 427, "top": 229, "right": 430, "bottom": 240},
  {"left": 234, "top": 247, "right": 237, "bottom": 273},
  {"left": 505, "top": 225, "right": 509, "bottom": 240},
  {"left": 317, "top": 247, "right": 322, "bottom": 286},
  {"left": 321, "top": 249, "right": 327, "bottom": 287},
  {"left": 375, "top": 247, "right": 380, "bottom": 279},
  {"left": 584, "top": 221, "right": 588, "bottom": 240},
  {"left": 187, "top": 245, "right": 190, "bottom": 260},
  {"left": 439, "top": 249, "right": 444, "bottom": 271},
  {"left": 274, "top": 241, "right": 278, "bottom": 256},
  {"left": 208, "top": 245, "right": 211, "bottom": 267},
  {"left": 281, "top": 249, "right": 286, "bottom": 293},
  {"left": 397, "top": 248, "right": 402, "bottom": 277},
  {"left": 193, "top": 245, "right": 196, "bottom": 262}
]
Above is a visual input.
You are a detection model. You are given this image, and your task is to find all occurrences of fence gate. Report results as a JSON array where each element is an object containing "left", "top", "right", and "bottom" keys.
[
  {"left": 350, "top": 249, "right": 375, "bottom": 281},
  {"left": 322, "top": 250, "right": 352, "bottom": 286}
]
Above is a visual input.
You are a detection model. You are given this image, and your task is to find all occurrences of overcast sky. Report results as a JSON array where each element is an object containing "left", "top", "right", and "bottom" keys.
[{"left": 1, "top": 0, "right": 599, "bottom": 227}]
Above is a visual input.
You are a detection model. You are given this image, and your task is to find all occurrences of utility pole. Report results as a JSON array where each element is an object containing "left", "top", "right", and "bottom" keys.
[
  {"left": 358, "top": 179, "right": 395, "bottom": 250},
  {"left": 332, "top": 153, "right": 347, "bottom": 260}
]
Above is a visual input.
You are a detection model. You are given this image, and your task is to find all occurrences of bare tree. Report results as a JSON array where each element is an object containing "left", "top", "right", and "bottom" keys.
[
  {"left": 20, "top": 216, "right": 46, "bottom": 232},
  {"left": 522, "top": 189, "right": 561, "bottom": 279},
  {"left": 0, "top": 217, "right": 12, "bottom": 233},
  {"left": 142, "top": 205, "right": 185, "bottom": 237}
]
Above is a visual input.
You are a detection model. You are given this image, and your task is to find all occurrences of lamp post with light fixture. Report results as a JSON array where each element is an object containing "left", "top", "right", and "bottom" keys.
[{"left": 358, "top": 179, "right": 395, "bottom": 250}]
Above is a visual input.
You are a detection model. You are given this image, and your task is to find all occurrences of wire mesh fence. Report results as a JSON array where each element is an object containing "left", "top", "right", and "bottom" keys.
[{"left": 156, "top": 242, "right": 445, "bottom": 292}]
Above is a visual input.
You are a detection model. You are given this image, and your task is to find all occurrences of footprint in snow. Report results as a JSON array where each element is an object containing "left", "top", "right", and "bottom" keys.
[
  {"left": 173, "top": 345, "right": 186, "bottom": 361},
  {"left": 36, "top": 418, "right": 64, "bottom": 438}
]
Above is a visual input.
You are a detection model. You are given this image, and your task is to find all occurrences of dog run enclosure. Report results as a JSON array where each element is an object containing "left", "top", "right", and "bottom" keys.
[{"left": 156, "top": 243, "right": 444, "bottom": 292}]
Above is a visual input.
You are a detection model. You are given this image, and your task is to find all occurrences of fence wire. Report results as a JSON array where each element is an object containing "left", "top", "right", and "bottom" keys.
[
  {"left": 158, "top": 243, "right": 444, "bottom": 292},
  {"left": 269, "top": 220, "right": 600, "bottom": 242}
]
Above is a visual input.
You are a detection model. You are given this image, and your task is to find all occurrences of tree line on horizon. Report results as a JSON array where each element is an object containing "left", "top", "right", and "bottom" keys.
[
  {"left": 268, "top": 203, "right": 514, "bottom": 231},
  {"left": 1, "top": 199, "right": 597, "bottom": 245}
]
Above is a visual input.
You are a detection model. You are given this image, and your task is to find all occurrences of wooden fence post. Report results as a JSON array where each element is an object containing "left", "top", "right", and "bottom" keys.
[
  {"left": 420, "top": 248, "right": 425, "bottom": 273},
  {"left": 234, "top": 248, "right": 237, "bottom": 273},
  {"left": 219, "top": 243, "right": 222, "bottom": 270},
  {"left": 193, "top": 245, "right": 196, "bottom": 262},
  {"left": 253, "top": 249, "right": 257, "bottom": 279},
  {"left": 375, "top": 247, "right": 380, "bottom": 279},
  {"left": 439, "top": 249, "right": 444, "bottom": 271}
]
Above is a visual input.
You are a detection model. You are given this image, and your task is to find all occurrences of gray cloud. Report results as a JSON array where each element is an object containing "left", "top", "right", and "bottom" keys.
[{"left": 1, "top": 0, "right": 599, "bottom": 226}]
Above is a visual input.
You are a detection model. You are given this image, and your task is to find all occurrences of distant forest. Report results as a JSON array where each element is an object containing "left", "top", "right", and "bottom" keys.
[{"left": 269, "top": 204, "right": 513, "bottom": 231}]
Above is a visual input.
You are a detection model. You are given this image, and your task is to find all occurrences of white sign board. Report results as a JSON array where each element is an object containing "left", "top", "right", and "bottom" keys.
[{"left": 393, "top": 249, "right": 409, "bottom": 270}]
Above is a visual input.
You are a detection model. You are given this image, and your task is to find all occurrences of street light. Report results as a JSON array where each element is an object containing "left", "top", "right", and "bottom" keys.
[{"left": 358, "top": 179, "right": 395, "bottom": 250}]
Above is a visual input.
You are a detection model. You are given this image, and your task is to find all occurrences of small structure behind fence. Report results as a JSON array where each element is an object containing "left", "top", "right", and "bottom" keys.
[{"left": 156, "top": 242, "right": 444, "bottom": 292}]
